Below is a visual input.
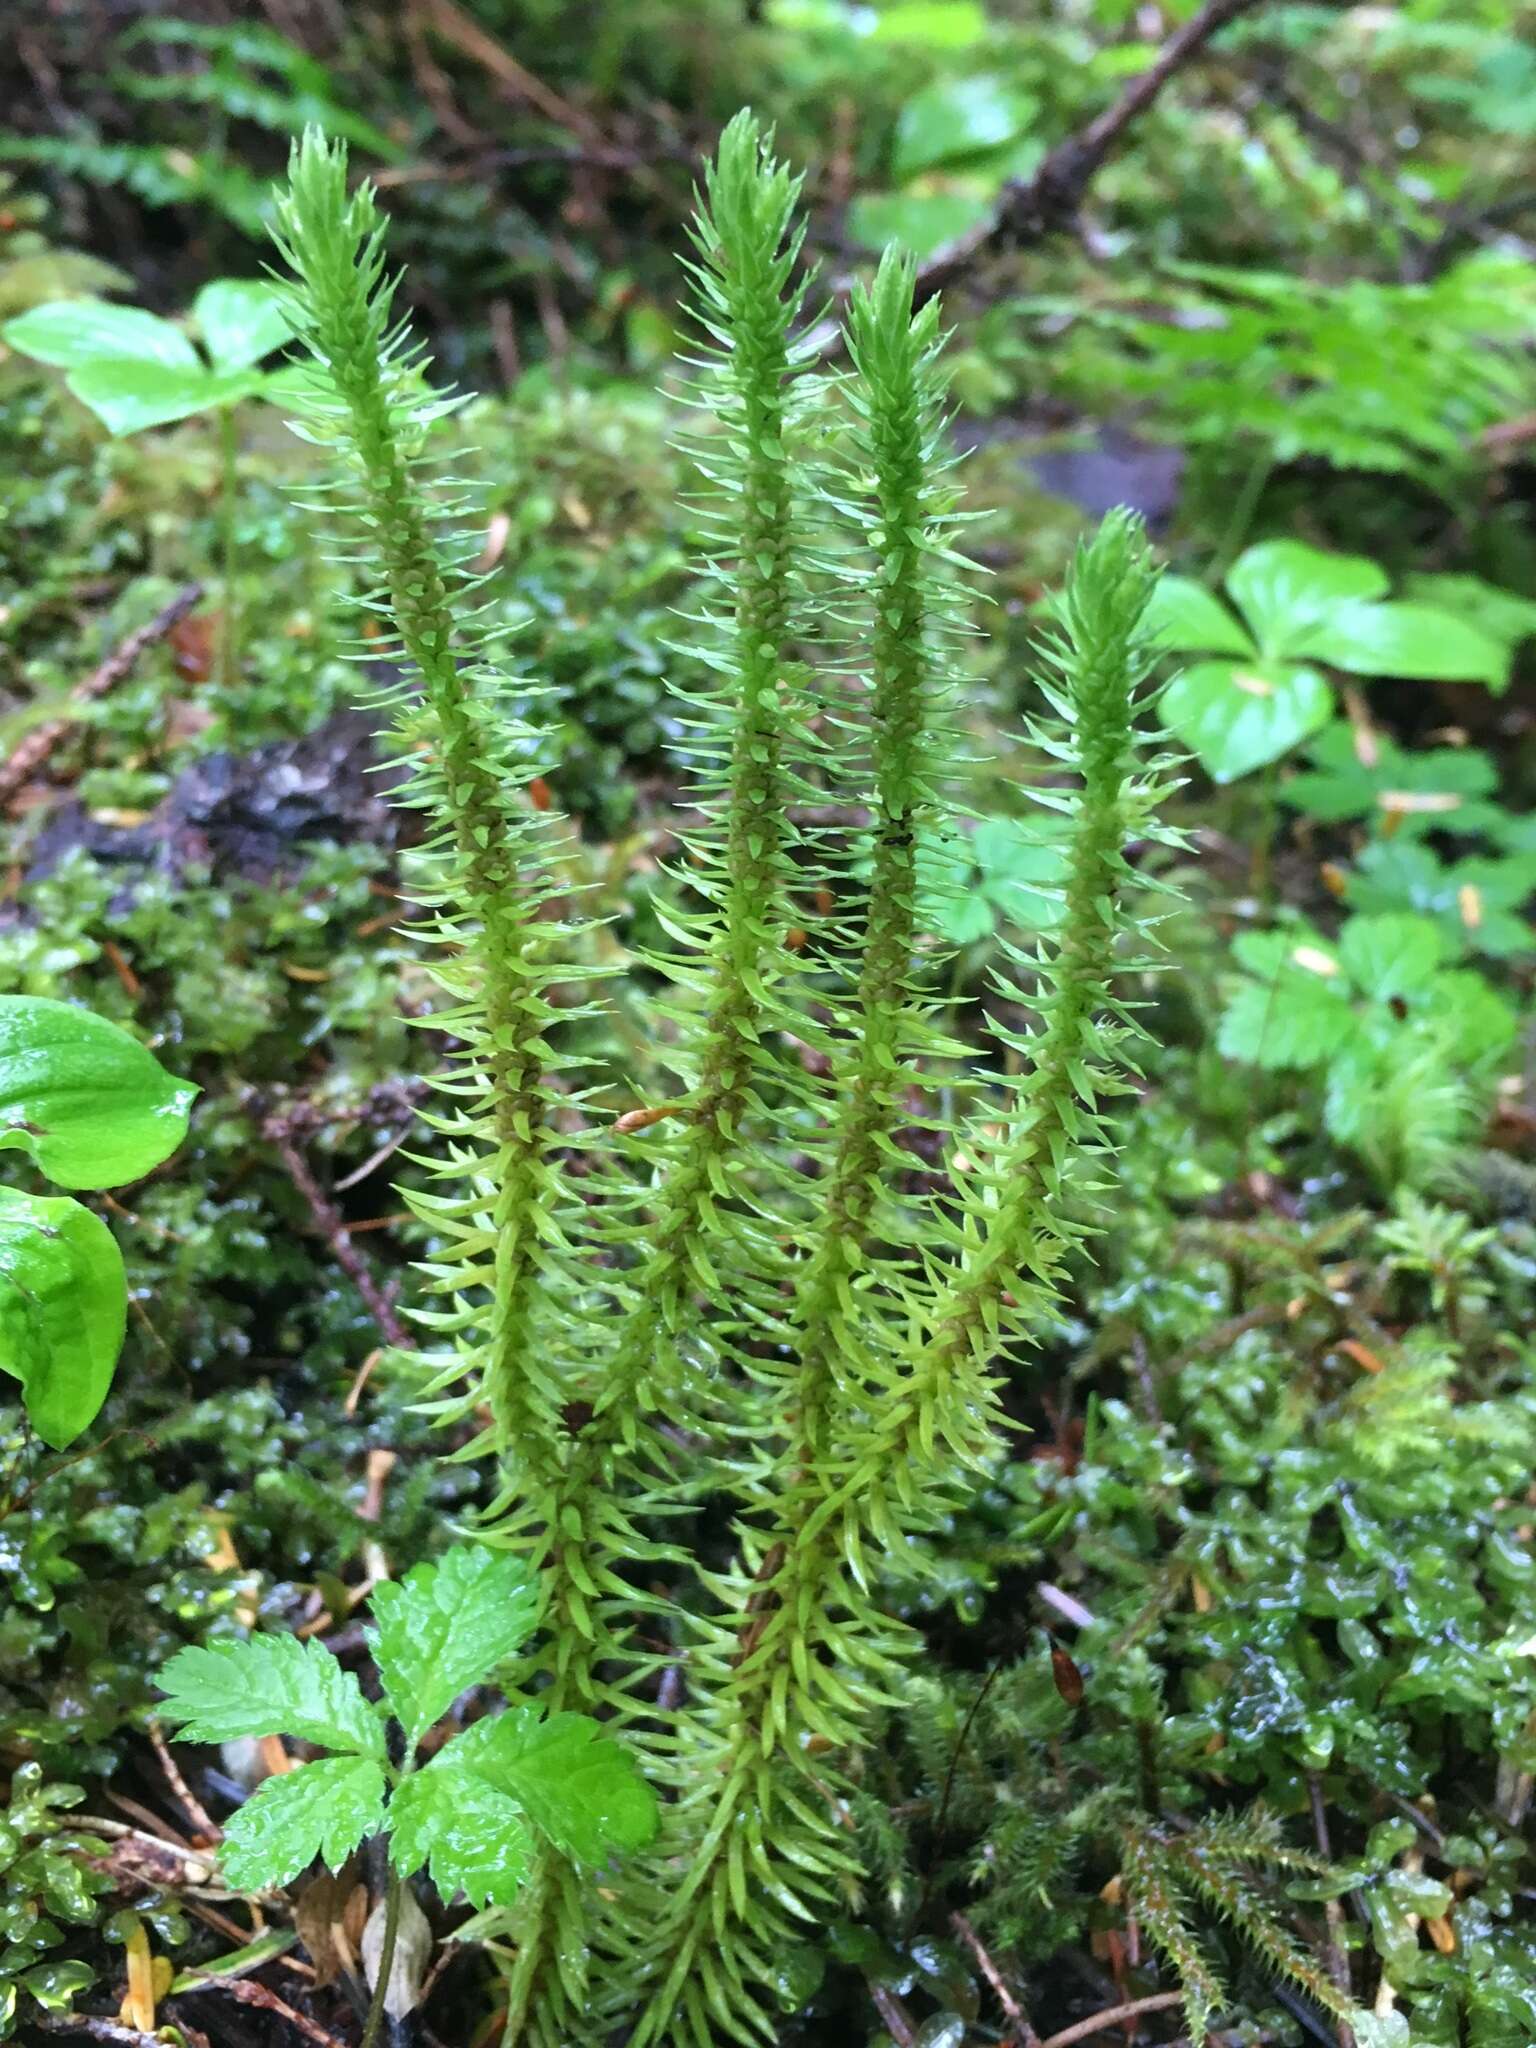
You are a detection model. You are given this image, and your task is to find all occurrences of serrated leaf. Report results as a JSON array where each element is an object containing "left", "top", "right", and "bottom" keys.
[
  {"left": 447, "top": 1708, "right": 658, "bottom": 1868},
  {"left": 367, "top": 1543, "right": 540, "bottom": 1747},
  {"left": 1162, "top": 658, "right": 1333, "bottom": 782},
  {"left": 192, "top": 278, "right": 295, "bottom": 372},
  {"left": 1281, "top": 723, "right": 1500, "bottom": 835},
  {"left": 0, "top": 996, "right": 196, "bottom": 1190},
  {"left": 3, "top": 297, "right": 198, "bottom": 371},
  {"left": 386, "top": 1748, "right": 534, "bottom": 1908},
  {"left": 158, "top": 1634, "right": 384, "bottom": 1757},
  {"left": 1336, "top": 912, "right": 1447, "bottom": 1001},
  {"left": 1227, "top": 540, "right": 1389, "bottom": 657},
  {"left": 0, "top": 1186, "right": 126, "bottom": 1450},
  {"left": 1144, "top": 573, "right": 1254, "bottom": 658},
  {"left": 220, "top": 1757, "right": 387, "bottom": 1892}
]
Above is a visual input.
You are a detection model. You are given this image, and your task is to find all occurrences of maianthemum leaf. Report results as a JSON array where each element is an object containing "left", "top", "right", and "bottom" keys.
[
  {"left": 220, "top": 1756, "right": 387, "bottom": 1892},
  {"left": 0, "top": 996, "right": 196, "bottom": 1191},
  {"left": 1290, "top": 599, "right": 1509, "bottom": 688},
  {"left": 367, "top": 1542, "right": 540, "bottom": 1746},
  {"left": 1143, "top": 573, "right": 1254, "bottom": 658},
  {"left": 192, "top": 278, "right": 295, "bottom": 373},
  {"left": 1161, "top": 658, "right": 1332, "bottom": 782},
  {"left": 1226, "top": 540, "right": 1388, "bottom": 656},
  {"left": 66, "top": 360, "right": 258, "bottom": 436},
  {"left": 0, "top": 1186, "right": 125, "bottom": 1449},
  {"left": 158, "top": 1634, "right": 384, "bottom": 1757},
  {"left": 3, "top": 297, "right": 198, "bottom": 372}
]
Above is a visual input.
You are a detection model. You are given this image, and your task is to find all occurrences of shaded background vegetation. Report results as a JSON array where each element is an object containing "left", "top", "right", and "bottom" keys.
[{"left": 2, "top": 3, "right": 1536, "bottom": 2046}]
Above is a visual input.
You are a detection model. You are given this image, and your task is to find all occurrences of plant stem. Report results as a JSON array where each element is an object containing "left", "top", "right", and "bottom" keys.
[
  {"left": 360, "top": 1869, "right": 403, "bottom": 2048},
  {"left": 218, "top": 405, "right": 240, "bottom": 693}
]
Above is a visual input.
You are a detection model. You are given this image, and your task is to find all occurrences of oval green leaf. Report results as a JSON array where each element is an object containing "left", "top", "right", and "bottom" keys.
[
  {"left": 0, "top": 1185, "right": 125, "bottom": 1448},
  {"left": 1162, "top": 658, "right": 1333, "bottom": 783},
  {"left": 0, "top": 996, "right": 196, "bottom": 1190},
  {"left": 65, "top": 360, "right": 253, "bottom": 436},
  {"left": 1144, "top": 573, "right": 1255, "bottom": 658},
  {"left": 1287, "top": 600, "right": 1510, "bottom": 687},
  {"left": 1226, "top": 540, "right": 1389, "bottom": 658},
  {"left": 3, "top": 298, "right": 199, "bottom": 372},
  {"left": 192, "top": 279, "right": 296, "bottom": 374}
]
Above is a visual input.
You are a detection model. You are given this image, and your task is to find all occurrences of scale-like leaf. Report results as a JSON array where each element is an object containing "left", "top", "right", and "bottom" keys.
[
  {"left": 367, "top": 1543, "right": 540, "bottom": 1747},
  {"left": 0, "top": 1186, "right": 125, "bottom": 1449},
  {"left": 158, "top": 1633, "right": 384, "bottom": 1757},
  {"left": 220, "top": 1756, "right": 388, "bottom": 1891},
  {"left": 0, "top": 996, "right": 196, "bottom": 1190}
]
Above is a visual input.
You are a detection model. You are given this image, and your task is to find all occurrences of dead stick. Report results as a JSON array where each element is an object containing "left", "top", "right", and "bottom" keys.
[
  {"left": 1039, "top": 1990, "right": 1185, "bottom": 2048},
  {"left": 147, "top": 1718, "right": 223, "bottom": 1845},
  {"left": 810, "top": 0, "right": 1272, "bottom": 351},
  {"left": 183, "top": 1977, "right": 346, "bottom": 2048},
  {"left": 0, "top": 581, "right": 203, "bottom": 808},
  {"left": 267, "top": 1128, "right": 407, "bottom": 1349},
  {"left": 952, "top": 1911, "right": 1039, "bottom": 2047}
]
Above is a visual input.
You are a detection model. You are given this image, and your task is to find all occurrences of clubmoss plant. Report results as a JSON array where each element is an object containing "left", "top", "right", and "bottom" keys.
[{"left": 265, "top": 120, "right": 1175, "bottom": 2048}]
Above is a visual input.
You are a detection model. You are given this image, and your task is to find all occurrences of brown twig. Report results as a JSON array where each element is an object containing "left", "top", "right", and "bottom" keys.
[
  {"left": 1038, "top": 1990, "right": 1185, "bottom": 2048},
  {"left": 181, "top": 1977, "right": 347, "bottom": 2048},
  {"left": 39, "top": 2018, "right": 209, "bottom": 2048},
  {"left": 0, "top": 581, "right": 203, "bottom": 810},
  {"left": 812, "top": 0, "right": 1270, "bottom": 352},
  {"left": 868, "top": 1981, "right": 918, "bottom": 2046},
  {"left": 952, "top": 1912, "right": 1040, "bottom": 2047},
  {"left": 148, "top": 1719, "right": 222, "bottom": 1845}
]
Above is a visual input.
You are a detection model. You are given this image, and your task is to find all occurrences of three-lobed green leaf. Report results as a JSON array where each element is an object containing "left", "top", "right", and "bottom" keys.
[
  {"left": 157, "top": 1546, "right": 658, "bottom": 1905},
  {"left": 367, "top": 1541, "right": 540, "bottom": 1746},
  {"left": 220, "top": 1757, "right": 388, "bottom": 1893}
]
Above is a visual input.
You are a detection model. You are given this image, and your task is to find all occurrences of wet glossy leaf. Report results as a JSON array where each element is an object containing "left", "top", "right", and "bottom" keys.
[
  {"left": 1144, "top": 573, "right": 1255, "bottom": 658},
  {"left": 386, "top": 1751, "right": 534, "bottom": 1908},
  {"left": 220, "top": 1756, "right": 387, "bottom": 1891},
  {"left": 367, "top": 1542, "right": 540, "bottom": 1747},
  {"left": 0, "top": 1187, "right": 125, "bottom": 1450},
  {"left": 442, "top": 1708, "right": 657, "bottom": 1868},
  {"left": 1293, "top": 599, "right": 1508, "bottom": 688},
  {"left": 158, "top": 1633, "right": 384, "bottom": 1757},
  {"left": 892, "top": 76, "right": 1037, "bottom": 179},
  {"left": 1227, "top": 540, "right": 1388, "bottom": 656},
  {"left": 0, "top": 996, "right": 196, "bottom": 1190},
  {"left": 65, "top": 360, "right": 256, "bottom": 436}
]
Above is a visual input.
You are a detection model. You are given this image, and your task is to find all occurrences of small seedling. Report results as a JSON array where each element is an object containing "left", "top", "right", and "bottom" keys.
[
  {"left": 157, "top": 1543, "right": 657, "bottom": 2045},
  {"left": 3, "top": 280, "right": 299, "bottom": 688},
  {"left": 0, "top": 996, "right": 194, "bottom": 1447}
]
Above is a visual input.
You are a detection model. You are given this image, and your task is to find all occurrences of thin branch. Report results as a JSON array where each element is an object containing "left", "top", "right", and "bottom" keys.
[
  {"left": 812, "top": 0, "right": 1271, "bottom": 351},
  {"left": 0, "top": 581, "right": 203, "bottom": 810},
  {"left": 952, "top": 1912, "right": 1040, "bottom": 2048},
  {"left": 1039, "top": 1990, "right": 1186, "bottom": 2048}
]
